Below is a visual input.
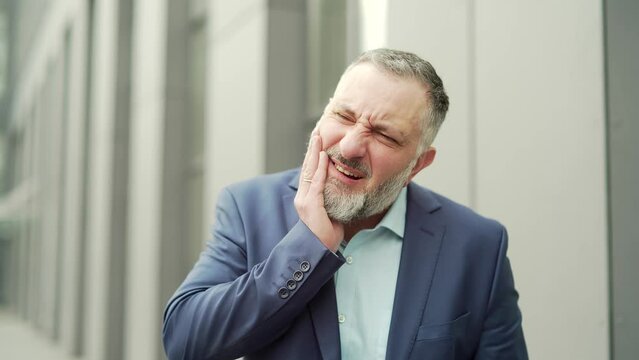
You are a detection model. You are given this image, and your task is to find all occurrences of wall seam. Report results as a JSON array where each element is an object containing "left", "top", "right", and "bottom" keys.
[
  {"left": 601, "top": 0, "right": 614, "bottom": 358},
  {"left": 467, "top": 0, "right": 477, "bottom": 209}
]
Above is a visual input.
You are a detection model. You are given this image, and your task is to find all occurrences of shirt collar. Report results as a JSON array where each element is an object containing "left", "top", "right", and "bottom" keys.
[{"left": 375, "top": 186, "right": 407, "bottom": 239}]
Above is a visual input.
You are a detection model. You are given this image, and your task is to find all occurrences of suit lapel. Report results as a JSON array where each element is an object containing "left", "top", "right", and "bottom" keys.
[
  {"left": 285, "top": 170, "right": 341, "bottom": 360},
  {"left": 283, "top": 171, "right": 299, "bottom": 229},
  {"left": 385, "top": 183, "right": 445, "bottom": 360},
  {"left": 309, "top": 281, "right": 341, "bottom": 360}
]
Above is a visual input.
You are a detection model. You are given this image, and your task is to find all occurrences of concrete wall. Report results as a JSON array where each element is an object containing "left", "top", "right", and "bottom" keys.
[{"left": 388, "top": 1, "right": 609, "bottom": 359}]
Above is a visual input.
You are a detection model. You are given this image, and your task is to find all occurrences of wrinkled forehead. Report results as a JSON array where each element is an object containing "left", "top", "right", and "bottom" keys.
[{"left": 331, "top": 63, "right": 429, "bottom": 128}]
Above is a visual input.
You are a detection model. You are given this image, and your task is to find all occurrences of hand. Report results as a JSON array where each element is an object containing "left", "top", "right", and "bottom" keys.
[{"left": 294, "top": 132, "right": 344, "bottom": 252}]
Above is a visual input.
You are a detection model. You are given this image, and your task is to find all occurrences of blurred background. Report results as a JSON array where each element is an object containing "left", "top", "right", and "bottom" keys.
[{"left": 0, "top": 0, "right": 637, "bottom": 359}]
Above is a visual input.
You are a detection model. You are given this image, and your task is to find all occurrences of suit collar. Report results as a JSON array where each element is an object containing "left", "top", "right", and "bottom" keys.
[{"left": 288, "top": 169, "right": 301, "bottom": 190}]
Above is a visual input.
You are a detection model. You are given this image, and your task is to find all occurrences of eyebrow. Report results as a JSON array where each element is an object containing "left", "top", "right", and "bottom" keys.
[{"left": 333, "top": 103, "right": 357, "bottom": 118}]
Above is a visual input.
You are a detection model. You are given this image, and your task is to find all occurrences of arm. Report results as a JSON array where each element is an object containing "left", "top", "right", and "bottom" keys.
[
  {"left": 163, "top": 132, "right": 344, "bottom": 360},
  {"left": 474, "top": 228, "right": 528, "bottom": 359},
  {"left": 162, "top": 188, "right": 344, "bottom": 360}
]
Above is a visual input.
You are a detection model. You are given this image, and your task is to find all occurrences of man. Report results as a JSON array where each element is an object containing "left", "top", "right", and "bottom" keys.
[{"left": 162, "top": 49, "right": 527, "bottom": 360}]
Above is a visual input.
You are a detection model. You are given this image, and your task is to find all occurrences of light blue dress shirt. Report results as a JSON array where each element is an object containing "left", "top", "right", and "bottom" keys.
[{"left": 335, "top": 187, "right": 407, "bottom": 360}]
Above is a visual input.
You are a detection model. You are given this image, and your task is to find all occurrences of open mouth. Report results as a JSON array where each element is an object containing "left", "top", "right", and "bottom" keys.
[{"left": 330, "top": 158, "right": 366, "bottom": 180}]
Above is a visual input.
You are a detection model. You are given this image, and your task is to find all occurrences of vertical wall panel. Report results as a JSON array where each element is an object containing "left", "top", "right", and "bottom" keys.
[
  {"left": 265, "top": 0, "right": 307, "bottom": 174},
  {"left": 475, "top": 1, "right": 608, "bottom": 359},
  {"left": 605, "top": 0, "right": 639, "bottom": 357},
  {"left": 58, "top": 1, "right": 89, "bottom": 354},
  {"left": 85, "top": 0, "right": 118, "bottom": 358},
  {"left": 389, "top": 1, "right": 610, "bottom": 359},
  {"left": 125, "top": 0, "right": 167, "bottom": 359},
  {"left": 40, "top": 56, "right": 64, "bottom": 338},
  {"left": 387, "top": 0, "right": 473, "bottom": 206},
  {"left": 205, "top": 0, "right": 267, "bottom": 225}
]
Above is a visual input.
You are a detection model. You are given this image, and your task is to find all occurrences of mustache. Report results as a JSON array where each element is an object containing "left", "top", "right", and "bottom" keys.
[{"left": 325, "top": 146, "right": 371, "bottom": 178}]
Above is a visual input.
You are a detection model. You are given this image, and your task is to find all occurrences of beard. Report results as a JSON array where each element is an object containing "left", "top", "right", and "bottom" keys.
[{"left": 323, "top": 146, "right": 417, "bottom": 223}]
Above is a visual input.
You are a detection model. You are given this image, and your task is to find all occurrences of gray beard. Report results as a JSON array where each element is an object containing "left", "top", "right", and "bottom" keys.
[{"left": 323, "top": 158, "right": 415, "bottom": 224}]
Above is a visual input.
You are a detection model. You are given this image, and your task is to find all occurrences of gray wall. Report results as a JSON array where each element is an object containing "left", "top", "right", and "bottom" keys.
[
  {"left": 605, "top": 0, "right": 639, "bottom": 358},
  {"left": 388, "top": 1, "right": 609, "bottom": 359},
  {"left": 265, "top": 0, "right": 307, "bottom": 173}
]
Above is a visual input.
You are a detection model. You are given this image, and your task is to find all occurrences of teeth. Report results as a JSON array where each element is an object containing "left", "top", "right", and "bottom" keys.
[{"left": 335, "top": 163, "right": 359, "bottom": 178}]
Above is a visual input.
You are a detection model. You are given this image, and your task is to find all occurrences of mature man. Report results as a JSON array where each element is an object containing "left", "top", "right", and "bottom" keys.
[{"left": 162, "top": 49, "right": 527, "bottom": 359}]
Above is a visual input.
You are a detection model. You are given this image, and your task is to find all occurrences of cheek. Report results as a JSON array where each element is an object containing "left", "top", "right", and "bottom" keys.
[
  {"left": 370, "top": 150, "right": 414, "bottom": 181},
  {"left": 318, "top": 123, "right": 344, "bottom": 150}
]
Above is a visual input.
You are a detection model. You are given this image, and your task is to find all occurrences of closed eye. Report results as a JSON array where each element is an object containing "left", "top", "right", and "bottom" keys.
[
  {"left": 335, "top": 111, "right": 355, "bottom": 123},
  {"left": 378, "top": 132, "right": 400, "bottom": 146}
]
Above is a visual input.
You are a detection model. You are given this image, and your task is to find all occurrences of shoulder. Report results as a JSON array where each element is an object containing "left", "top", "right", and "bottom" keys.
[
  {"left": 408, "top": 182, "right": 506, "bottom": 242},
  {"left": 219, "top": 168, "right": 299, "bottom": 205}
]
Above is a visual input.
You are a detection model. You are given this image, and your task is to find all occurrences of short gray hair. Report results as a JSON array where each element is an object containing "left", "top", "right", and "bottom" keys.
[{"left": 346, "top": 48, "right": 449, "bottom": 152}]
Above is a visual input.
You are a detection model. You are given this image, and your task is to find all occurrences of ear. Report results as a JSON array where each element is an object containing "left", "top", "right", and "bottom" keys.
[{"left": 405, "top": 147, "right": 437, "bottom": 185}]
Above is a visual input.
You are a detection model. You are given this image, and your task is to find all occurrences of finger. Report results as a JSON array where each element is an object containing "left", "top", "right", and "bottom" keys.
[
  {"left": 300, "top": 136, "right": 314, "bottom": 179},
  {"left": 300, "top": 135, "right": 318, "bottom": 179},
  {"left": 302, "top": 121, "right": 321, "bottom": 173},
  {"left": 310, "top": 151, "right": 329, "bottom": 197},
  {"left": 311, "top": 121, "right": 320, "bottom": 137},
  {"left": 299, "top": 135, "right": 321, "bottom": 194}
]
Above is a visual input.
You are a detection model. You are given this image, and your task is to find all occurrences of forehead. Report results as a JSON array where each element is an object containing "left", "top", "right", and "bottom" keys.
[{"left": 332, "top": 63, "right": 429, "bottom": 132}]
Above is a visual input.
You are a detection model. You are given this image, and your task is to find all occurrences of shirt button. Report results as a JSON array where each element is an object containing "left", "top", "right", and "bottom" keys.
[
  {"left": 338, "top": 314, "right": 346, "bottom": 323},
  {"left": 293, "top": 270, "right": 304, "bottom": 282},
  {"left": 346, "top": 256, "right": 353, "bottom": 264}
]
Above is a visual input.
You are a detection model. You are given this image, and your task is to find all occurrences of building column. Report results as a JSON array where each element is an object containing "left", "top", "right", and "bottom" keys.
[{"left": 124, "top": 0, "right": 167, "bottom": 359}]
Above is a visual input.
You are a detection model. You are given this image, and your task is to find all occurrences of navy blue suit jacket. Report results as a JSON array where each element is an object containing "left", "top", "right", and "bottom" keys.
[{"left": 162, "top": 169, "right": 527, "bottom": 359}]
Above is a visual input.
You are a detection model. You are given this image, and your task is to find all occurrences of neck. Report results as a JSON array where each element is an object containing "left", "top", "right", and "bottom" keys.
[{"left": 342, "top": 210, "right": 387, "bottom": 242}]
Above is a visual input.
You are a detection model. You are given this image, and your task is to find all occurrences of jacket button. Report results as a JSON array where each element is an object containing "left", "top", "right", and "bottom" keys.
[
  {"left": 286, "top": 279, "right": 297, "bottom": 290},
  {"left": 278, "top": 287, "right": 289, "bottom": 299},
  {"left": 300, "top": 261, "right": 310, "bottom": 272},
  {"left": 293, "top": 270, "right": 304, "bottom": 282}
]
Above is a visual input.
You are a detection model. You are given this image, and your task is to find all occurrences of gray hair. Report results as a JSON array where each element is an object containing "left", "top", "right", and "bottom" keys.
[{"left": 346, "top": 48, "right": 449, "bottom": 152}]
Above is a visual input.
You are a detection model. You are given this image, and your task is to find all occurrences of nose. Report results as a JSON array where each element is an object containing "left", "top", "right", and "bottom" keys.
[{"left": 339, "top": 125, "right": 368, "bottom": 159}]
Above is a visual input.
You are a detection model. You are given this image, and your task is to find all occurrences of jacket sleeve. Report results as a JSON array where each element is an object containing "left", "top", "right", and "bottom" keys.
[
  {"left": 162, "top": 187, "right": 344, "bottom": 360},
  {"left": 474, "top": 228, "right": 529, "bottom": 359}
]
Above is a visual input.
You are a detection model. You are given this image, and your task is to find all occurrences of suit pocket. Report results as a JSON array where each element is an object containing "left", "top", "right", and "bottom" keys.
[
  {"left": 416, "top": 312, "right": 470, "bottom": 341},
  {"left": 410, "top": 312, "right": 470, "bottom": 360}
]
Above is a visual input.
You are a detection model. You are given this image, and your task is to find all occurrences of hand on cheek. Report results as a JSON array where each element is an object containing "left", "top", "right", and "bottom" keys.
[{"left": 295, "top": 132, "right": 344, "bottom": 252}]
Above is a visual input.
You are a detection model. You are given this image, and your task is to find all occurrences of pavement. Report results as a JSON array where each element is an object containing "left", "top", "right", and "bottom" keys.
[{"left": 0, "top": 308, "right": 76, "bottom": 360}]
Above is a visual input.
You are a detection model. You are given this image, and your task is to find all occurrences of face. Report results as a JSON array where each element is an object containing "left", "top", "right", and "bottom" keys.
[{"left": 317, "top": 63, "right": 437, "bottom": 223}]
